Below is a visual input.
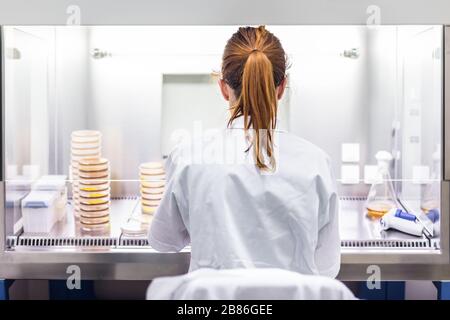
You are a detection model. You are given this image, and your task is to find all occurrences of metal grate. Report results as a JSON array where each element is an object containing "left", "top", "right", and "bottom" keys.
[
  {"left": 431, "top": 239, "right": 441, "bottom": 249},
  {"left": 119, "top": 238, "right": 150, "bottom": 246},
  {"left": 8, "top": 236, "right": 151, "bottom": 248},
  {"left": 14, "top": 237, "right": 119, "bottom": 247},
  {"left": 9, "top": 236, "right": 436, "bottom": 249},
  {"left": 113, "top": 195, "right": 139, "bottom": 200},
  {"left": 6, "top": 236, "right": 17, "bottom": 248},
  {"left": 340, "top": 196, "right": 367, "bottom": 201},
  {"left": 341, "top": 239, "right": 434, "bottom": 249},
  {"left": 68, "top": 195, "right": 139, "bottom": 201}
]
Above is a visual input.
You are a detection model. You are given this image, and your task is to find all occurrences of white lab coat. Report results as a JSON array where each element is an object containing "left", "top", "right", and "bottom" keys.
[
  {"left": 147, "top": 268, "right": 356, "bottom": 300},
  {"left": 148, "top": 117, "right": 340, "bottom": 277}
]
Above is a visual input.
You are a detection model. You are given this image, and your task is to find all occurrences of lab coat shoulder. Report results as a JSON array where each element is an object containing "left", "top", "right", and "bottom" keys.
[
  {"left": 284, "top": 133, "right": 332, "bottom": 166},
  {"left": 165, "top": 129, "right": 229, "bottom": 178},
  {"left": 164, "top": 138, "right": 200, "bottom": 185},
  {"left": 282, "top": 133, "right": 335, "bottom": 188},
  {"left": 289, "top": 134, "right": 337, "bottom": 210}
]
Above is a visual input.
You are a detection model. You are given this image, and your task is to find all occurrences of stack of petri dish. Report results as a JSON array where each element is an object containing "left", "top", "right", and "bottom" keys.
[
  {"left": 140, "top": 162, "right": 165, "bottom": 216},
  {"left": 70, "top": 130, "right": 102, "bottom": 218},
  {"left": 78, "top": 157, "right": 110, "bottom": 231},
  {"left": 121, "top": 162, "right": 164, "bottom": 237}
]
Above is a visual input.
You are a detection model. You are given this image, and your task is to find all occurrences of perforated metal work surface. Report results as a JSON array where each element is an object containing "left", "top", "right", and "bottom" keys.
[{"left": 6, "top": 197, "right": 440, "bottom": 251}]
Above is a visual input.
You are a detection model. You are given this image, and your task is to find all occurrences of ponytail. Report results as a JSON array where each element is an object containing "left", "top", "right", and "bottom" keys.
[
  {"left": 223, "top": 26, "right": 286, "bottom": 171},
  {"left": 230, "top": 49, "right": 278, "bottom": 171}
]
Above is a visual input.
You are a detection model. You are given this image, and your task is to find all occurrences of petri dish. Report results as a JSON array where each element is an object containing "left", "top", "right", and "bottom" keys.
[
  {"left": 79, "top": 196, "right": 110, "bottom": 205},
  {"left": 79, "top": 176, "right": 110, "bottom": 185},
  {"left": 121, "top": 219, "right": 147, "bottom": 236},
  {"left": 79, "top": 182, "right": 109, "bottom": 192},
  {"left": 71, "top": 147, "right": 102, "bottom": 156},
  {"left": 140, "top": 192, "right": 163, "bottom": 200},
  {"left": 71, "top": 141, "right": 101, "bottom": 150},
  {"left": 140, "top": 162, "right": 165, "bottom": 175},
  {"left": 71, "top": 130, "right": 102, "bottom": 142},
  {"left": 140, "top": 168, "right": 165, "bottom": 176},
  {"left": 72, "top": 138, "right": 101, "bottom": 147},
  {"left": 80, "top": 221, "right": 110, "bottom": 232},
  {"left": 80, "top": 215, "right": 110, "bottom": 224},
  {"left": 78, "top": 170, "right": 109, "bottom": 179},
  {"left": 78, "top": 163, "right": 109, "bottom": 172},
  {"left": 80, "top": 202, "right": 110, "bottom": 211},
  {"left": 78, "top": 157, "right": 108, "bottom": 166},
  {"left": 141, "top": 180, "right": 166, "bottom": 188},
  {"left": 80, "top": 210, "right": 109, "bottom": 219},
  {"left": 79, "top": 189, "right": 110, "bottom": 198},
  {"left": 140, "top": 180, "right": 165, "bottom": 188},
  {"left": 141, "top": 186, "right": 165, "bottom": 194},
  {"left": 140, "top": 173, "right": 166, "bottom": 181},
  {"left": 141, "top": 199, "right": 161, "bottom": 207}
]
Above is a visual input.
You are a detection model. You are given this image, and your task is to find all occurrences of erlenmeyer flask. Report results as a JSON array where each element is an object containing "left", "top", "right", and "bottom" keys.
[
  {"left": 366, "top": 151, "right": 398, "bottom": 219},
  {"left": 421, "top": 149, "right": 440, "bottom": 213}
]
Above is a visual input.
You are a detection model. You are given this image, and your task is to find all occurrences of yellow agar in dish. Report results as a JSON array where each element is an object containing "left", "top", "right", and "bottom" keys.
[
  {"left": 142, "top": 205, "right": 157, "bottom": 214},
  {"left": 79, "top": 197, "right": 110, "bottom": 205},
  {"left": 79, "top": 184, "right": 109, "bottom": 192},
  {"left": 79, "top": 191, "right": 109, "bottom": 198}
]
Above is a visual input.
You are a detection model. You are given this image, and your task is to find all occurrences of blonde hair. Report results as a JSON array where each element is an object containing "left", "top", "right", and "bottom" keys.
[{"left": 222, "top": 26, "right": 287, "bottom": 171}]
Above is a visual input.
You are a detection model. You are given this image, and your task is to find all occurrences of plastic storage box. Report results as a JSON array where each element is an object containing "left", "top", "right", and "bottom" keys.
[
  {"left": 33, "top": 175, "right": 68, "bottom": 222},
  {"left": 22, "top": 191, "right": 60, "bottom": 234},
  {"left": 5, "top": 190, "right": 29, "bottom": 235}
]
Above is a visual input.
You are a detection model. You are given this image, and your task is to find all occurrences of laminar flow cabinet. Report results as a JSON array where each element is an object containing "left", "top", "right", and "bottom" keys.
[{"left": 0, "top": 25, "right": 450, "bottom": 280}]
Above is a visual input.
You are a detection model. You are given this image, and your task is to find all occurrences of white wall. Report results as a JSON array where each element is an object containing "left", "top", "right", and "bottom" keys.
[{"left": 161, "top": 74, "right": 227, "bottom": 157}]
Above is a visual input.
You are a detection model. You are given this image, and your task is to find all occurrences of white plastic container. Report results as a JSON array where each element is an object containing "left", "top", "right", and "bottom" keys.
[
  {"left": 6, "top": 176, "right": 34, "bottom": 191},
  {"left": 22, "top": 191, "right": 59, "bottom": 234},
  {"left": 34, "top": 175, "right": 68, "bottom": 221},
  {"left": 34, "top": 175, "right": 67, "bottom": 191},
  {"left": 5, "top": 190, "right": 29, "bottom": 235}
]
